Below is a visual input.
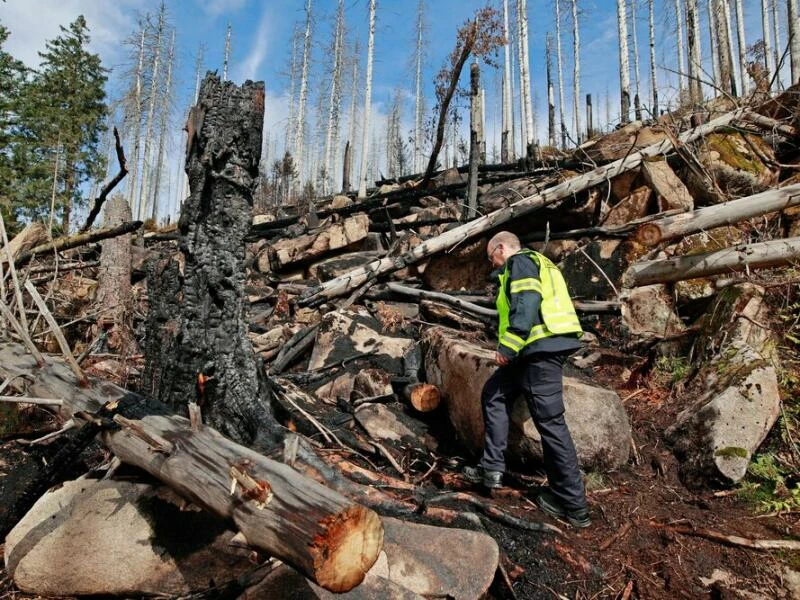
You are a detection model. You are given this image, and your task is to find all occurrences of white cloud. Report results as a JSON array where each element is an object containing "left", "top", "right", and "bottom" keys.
[
  {"left": 1, "top": 0, "right": 156, "bottom": 69},
  {"left": 197, "top": 0, "right": 248, "bottom": 17},
  {"left": 233, "top": 6, "right": 270, "bottom": 82}
]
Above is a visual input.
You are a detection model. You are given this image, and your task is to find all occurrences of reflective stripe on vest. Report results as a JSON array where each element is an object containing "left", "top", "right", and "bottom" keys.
[{"left": 496, "top": 250, "right": 582, "bottom": 352}]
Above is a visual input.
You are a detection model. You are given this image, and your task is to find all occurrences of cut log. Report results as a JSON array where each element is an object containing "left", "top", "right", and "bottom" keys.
[
  {"left": 623, "top": 237, "right": 800, "bottom": 287},
  {"left": 404, "top": 383, "right": 441, "bottom": 413},
  {"left": 0, "top": 223, "right": 48, "bottom": 264},
  {"left": 264, "top": 214, "right": 370, "bottom": 271},
  {"left": 636, "top": 183, "right": 800, "bottom": 246},
  {"left": 641, "top": 158, "right": 694, "bottom": 212},
  {"left": 0, "top": 342, "right": 384, "bottom": 593},
  {"left": 300, "top": 107, "right": 750, "bottom": 306}
]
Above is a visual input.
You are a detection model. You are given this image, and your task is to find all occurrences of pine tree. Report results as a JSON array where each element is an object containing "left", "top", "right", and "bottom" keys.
[
  {"left": 22, "top": 15, "right": 108, "bottom": 233},
  {"left": 0, "top": 24, "right": 26, "bottom": 230}
]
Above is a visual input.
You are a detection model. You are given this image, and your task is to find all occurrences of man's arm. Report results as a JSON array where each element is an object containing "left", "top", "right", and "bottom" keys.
[{"left": 498, "top": 255, "right": 543, "bottom": 360}]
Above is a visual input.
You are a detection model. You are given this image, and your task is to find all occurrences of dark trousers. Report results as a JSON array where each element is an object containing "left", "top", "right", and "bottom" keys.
[{"left": 478, "top": 353, "right": 587, "bottom": 511}]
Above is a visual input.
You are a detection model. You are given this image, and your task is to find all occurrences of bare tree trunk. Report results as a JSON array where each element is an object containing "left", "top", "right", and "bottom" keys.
[
  {"left": 223, "top": 22, "right": 231, "bottom": 81},
  {"left": 546, "top": 34, "right": 557, "bottom": 146},
  {"left": 630, "top": 0, "right": 642, "bottom": 120},
  {"left": 342, "top": 141, "right": 351, "bottom": 192},
  {"left": 346, "top": 41, "right": 359, "bottom": 192},
  {"left": 721, "top": 0, "right": 739, "bottom": 95},
  {"left": 414, "top": 0, "right": 426, "bottom": 173},
  {"left": 323, "top": 0, "right": 345, "bottom": 195},
  {"left": 138, "top": 4, "right": 166, "bottom": 222},
  {"left": 151, "top": 29, "right": 175, "bottom": 223},
  {"left": 466, "top": 62, "right": 480, "bottom": 220},
  {"left": 708, "top": 0, "right": 722, "bottom": 93},
  {"left": 686, "top": 0, "right": 703, "bottom": 104},
  {"left": 501, "top": 0, "right": 513, "bottom": 162},
  {"left": 762, "top": 0, "right": 776, "bottom": 90},
  {"left": 714, "top": 0, "right": 735, "bottom": 95},
  {"left": 571, "top": 0, "right": 582, "bottom": 143},
  {"left": 97, "top": 196, "right": 134, "bottom": 352},
  {"left": 789, "top": 0, "right": 800, "bottom": 84},
  {"left": 358, "top": 0, "right": 376, "bottom": 199},
  {"left": 675, "top": 0, "right": 687, "bottom": 92},
  {"left": 648, "top": 0, "right": 658, "bottom": 117},
  {"left": 295, "top": 0, "right": 312, "bottom": 200},
  {"left": 286, "top": 25, "right": 299, "bottom": 158},
  {"left": 772, "top": 0, "right": 783, "bottom": 88},
  {"left": 617, "top": 0, "right": 631, "bottom": 122},
  {"left": 128, "top": 25, "right": 146, "bottom": 210},
  {"left": 516, "top": 0, "right": 528, "bottom": 152},
  {"left": 735, "top": 0, "right": 748, "bottom": 93},
  {"left": 555, "top": 0, "right": 567, "bottom": 146},
  {"left": 519, "top": 0, "right": 534, "bottom": 152}
]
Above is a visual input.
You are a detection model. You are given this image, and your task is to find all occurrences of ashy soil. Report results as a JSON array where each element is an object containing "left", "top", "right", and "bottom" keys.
[{"left": 1, "top": 364, "right": 798, "bottom": 600}]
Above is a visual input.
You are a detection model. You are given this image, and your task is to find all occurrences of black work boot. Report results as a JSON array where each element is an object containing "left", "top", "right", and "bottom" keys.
[
  {"left": 462, "top": 465, "right": 503, "bottom": 489},
  {"left": 535, "top": 487, "right": 591, "bottom": 528}
]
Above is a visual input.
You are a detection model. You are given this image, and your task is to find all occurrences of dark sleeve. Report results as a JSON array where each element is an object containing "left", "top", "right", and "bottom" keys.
[{"left": 497, "top": 255, "right": 543, "bottom": 359}]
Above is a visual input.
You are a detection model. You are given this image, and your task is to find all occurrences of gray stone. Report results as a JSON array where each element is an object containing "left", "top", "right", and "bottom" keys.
[
  {"left": 5, "top": 480, "right": 254, "bottom": 597},
  {"left": 307, "top": 251, "right": 383, "bottom": 282},
  {"left": 424, "top": 327, "right": 631, "bottom": 470},
  {"left": 621, "top": 284, "right": 685, "bottom": 338}
]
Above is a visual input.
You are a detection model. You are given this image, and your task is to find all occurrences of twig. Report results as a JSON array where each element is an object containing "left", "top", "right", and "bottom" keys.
[
  {"left": 112, "top": 414, "right": 174, "bottom": 454},
  {"left": 0, "top": 299, "right": 45, "bottom": 366},
  {"left": 81, "top": 127, "right": 128, "bottom": 233},
  {"left": 578, "top": 246, "right": 620, "bottom": 297},
  {"left": 0, "top": 211, "right": 29, "bottom": 332},
  {"left": 424, "top": 491, "right": 564, "bottom": 535},
  {"left": 598, "top": 521, "right": 632, "bottom": 551},
  {"left": 649, "top": 521, "right": 800, "bottom": 550},
  {"left": 370, "top": 440, "right": 407, "bottom": 478},
  {"left": 16, "top": 418, "right": 77, "bottom": 446},
  {"left": 0, "top": 395, "right": 62, "bottom": 406},
  {"left": 25, "top": 279, "right": 87, "bottom": 386}
]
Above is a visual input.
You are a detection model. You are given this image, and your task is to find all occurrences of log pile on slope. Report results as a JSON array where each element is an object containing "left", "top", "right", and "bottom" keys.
[{"left": 2, "top": 82, "right": 800, "bottom": 598}]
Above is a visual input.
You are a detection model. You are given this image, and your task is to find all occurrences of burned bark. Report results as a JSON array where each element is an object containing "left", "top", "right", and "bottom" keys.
[{"left": 144, "top": 74, "right": 279, "bottom": 450}]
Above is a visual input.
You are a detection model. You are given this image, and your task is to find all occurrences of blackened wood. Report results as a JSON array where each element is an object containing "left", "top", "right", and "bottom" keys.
[
  {"left": 80, "top": 127, "right": 128, "bottom": 233},
  {"left": 144, "top": 74, "right": 278, "bottom": 450}
]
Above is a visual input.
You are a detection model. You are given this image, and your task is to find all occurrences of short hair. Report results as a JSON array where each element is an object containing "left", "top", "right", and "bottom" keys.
[{"left": 487, "top": 231, "right": 521, "bottom": 251}]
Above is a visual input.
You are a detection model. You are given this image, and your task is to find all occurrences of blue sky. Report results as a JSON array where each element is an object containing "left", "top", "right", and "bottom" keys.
[{"left": 1, "top": 0, "right": 788, "bottom": 218}]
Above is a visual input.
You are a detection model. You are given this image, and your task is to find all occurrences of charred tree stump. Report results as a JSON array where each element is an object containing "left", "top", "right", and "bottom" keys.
[{"left": 144, "top": 74, "right": 278, "bottom": 450}]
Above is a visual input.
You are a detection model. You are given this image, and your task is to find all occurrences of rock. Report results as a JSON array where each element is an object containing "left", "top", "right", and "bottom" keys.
[
  {"left": 309, "top": 310, "right": 414, "bottom": 376},
  {"left": 355, "top": 404, "right": 420, "bottom": 443},
  {"left": 423, "top": 327, "right": 631, "bottom": 470},
  {"left": 621, "top": 284, "right": 685, "bottom": 338},
  {"left": 307, "top": 251, "right": 383, "bottom": 282},
  {"left": 263, "top": 213, "right": 369, "bottom": 271},
  {"left": 602, "top": 186, "right": 652, "bottom": 227},
  {"left": 252, "top": 213, "right": 276, "bottom": 226},
  {"left": 432, "top": 167, "right": 465, "bottom": 187},
  {"left": 330, "top": 195, "right": 354, "bottom": 209},
  {"left": 583, "top": 122, "right": 667, "bottom": 163},
  {"left": 241, "top": 518, "right": 497, "bottom": 600},
  {"left": 5, "top": 480, "right": 254, "bottom": 597},
  {"left": 642, "top": 158, "right": 694, "bottom": 212},
  {"left": 684, "top": 132, "right": 778, "bottom": 205},
  {"left": 421, "top": 237, "right": 493, "bottom": 292},
  {"left": 558, "top": 239, "right": 648, "bottom": 300},
  {"left": 665, "top": 284, "right": 781, "bottom": 486}
]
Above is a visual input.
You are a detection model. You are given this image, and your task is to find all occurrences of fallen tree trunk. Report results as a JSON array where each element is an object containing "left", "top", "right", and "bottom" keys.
[
  {"left": 386, "top": 282, "right": 496, "bottom": 318},
  {"left": 300, "top": 108, "right": 750, "bottom": 306},
  {"left": 622, "top": 237, "right": 800, "bottom": 287},
  {"left": 0, "top": 343, "right": 384, "bottom": 593},
  {"left": 14, "top": 221, "right": 143, "bottom": 266},
  {"left": 636, "top": 183, "right": 800, "bottom": 246}
]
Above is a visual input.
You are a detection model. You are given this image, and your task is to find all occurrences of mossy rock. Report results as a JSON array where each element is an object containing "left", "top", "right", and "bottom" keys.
[{"left": 684, "top": 131, "right": 778, "bottom": 205}]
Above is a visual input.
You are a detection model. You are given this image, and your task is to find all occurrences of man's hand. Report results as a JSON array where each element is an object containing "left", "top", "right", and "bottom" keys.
[{"left": 494, "top": 351, "right": 510, "bottom": 366}]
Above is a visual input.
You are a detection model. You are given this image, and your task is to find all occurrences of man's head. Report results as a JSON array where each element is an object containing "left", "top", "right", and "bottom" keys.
[{"left": 486, "top": 231, "right": 521, "bottom": 268}]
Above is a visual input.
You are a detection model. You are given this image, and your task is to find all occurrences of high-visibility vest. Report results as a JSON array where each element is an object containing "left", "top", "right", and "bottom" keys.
[{"left": 497, "top": 249, "right": 583, "bottom": 354}]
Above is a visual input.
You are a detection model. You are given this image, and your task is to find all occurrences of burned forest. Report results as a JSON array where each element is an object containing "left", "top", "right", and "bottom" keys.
[{"left": 3, "top": 2, "right": 800, "bottom": 600}]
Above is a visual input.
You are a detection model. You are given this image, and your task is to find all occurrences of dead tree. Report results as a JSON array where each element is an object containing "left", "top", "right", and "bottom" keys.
[
  {"left": 501, "top": 0, "right": 513, "bottom": 161},
  {"left": 144, "top": 74, "right": 279, "bottom": 450},
  {"left": 789, "top": 0, "right": 800, "bottom": 84},
  {"left": 422, "top": 7, "right": 504, "bottom": 186},
  {"left": 617, "top": 0, "right": 631, "bottom": 123},
  {"left": 686, "top": 0, "right": 703, "bottom": 104},
  {"left": 358, "top": 0, "right": 377, "bottom": 199}
]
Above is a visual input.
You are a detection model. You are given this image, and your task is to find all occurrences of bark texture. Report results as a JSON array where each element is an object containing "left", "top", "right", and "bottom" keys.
[{"left": 145, "top": 74, "right": 278, "bottom": 450}]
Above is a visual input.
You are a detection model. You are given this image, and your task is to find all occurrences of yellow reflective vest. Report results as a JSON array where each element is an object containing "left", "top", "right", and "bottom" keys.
[{"left": 497, "top": 249, "right": 583, "bottom": 354}]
